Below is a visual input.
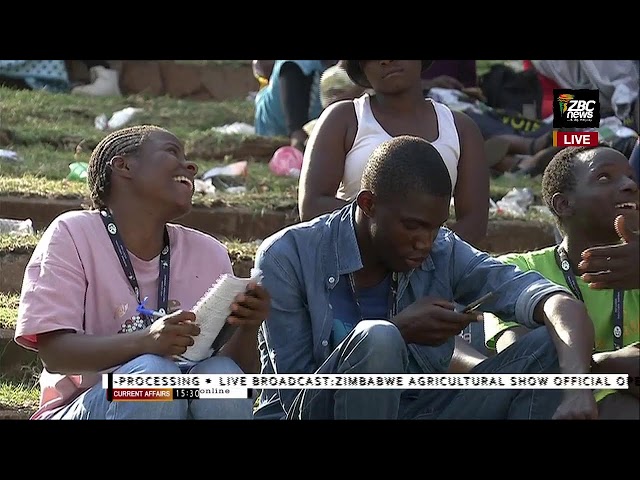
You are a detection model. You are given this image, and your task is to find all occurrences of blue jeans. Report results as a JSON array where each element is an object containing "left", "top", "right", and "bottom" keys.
[
  {"left": 46, "top": 354, "right": 254, "bottom": 420},
  {"left": 287, "top": 320, "right": 562, "bottom": 420}
]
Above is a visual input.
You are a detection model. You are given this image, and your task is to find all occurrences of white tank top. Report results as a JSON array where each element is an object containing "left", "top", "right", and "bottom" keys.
[{"left": 336, "top": 94, "right": 461, "bottom": 201}]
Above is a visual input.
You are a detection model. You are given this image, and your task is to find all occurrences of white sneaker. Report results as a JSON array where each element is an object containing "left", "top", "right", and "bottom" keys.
[{"left": 71, "top": 66, "right": 121, "bottom": 97}]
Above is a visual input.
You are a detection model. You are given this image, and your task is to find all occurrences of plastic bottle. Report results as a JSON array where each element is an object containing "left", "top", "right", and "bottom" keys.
[{"left": 68, "top": 162, "right": 89, "bottom": 181}]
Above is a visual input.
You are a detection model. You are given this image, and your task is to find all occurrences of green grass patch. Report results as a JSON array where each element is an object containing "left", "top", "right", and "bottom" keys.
[
  {"left": 0, "top": 86, "right": 254, "bottom": 142},
  {"left": 0, "top": 84, "right": 545, "bottom": 214},
  {"left": 0, "top": 167, "right": 299, "bottom": 212},
  {"left": 0, "top": 134, "right": 289, "bottom": 181},
  {"left": 225, "top": 239, "right": 261, "bottom": 261},
  {"left": 0, "top": 293, "right": 19, "bottom": 329},
  {"left": 489, "top": 174, "right": 542, "bottom": 200},
  {"left": 0, "top": 174, "right": 89, "bottom": 198},
  {"left": 0, "top": 234, "right": 260, "bottom": 256},
  {"left": 0, "top": 168, "right": 539, "bottom": 214},
  {"left": 0, "top": 377, "right": 39, "bottom": 410},
  {"left": 0, "top": 86, "right": 259, "bottom": 176},
  {"left": 0, "top": 233, "right": 40, "bottom": 255}
]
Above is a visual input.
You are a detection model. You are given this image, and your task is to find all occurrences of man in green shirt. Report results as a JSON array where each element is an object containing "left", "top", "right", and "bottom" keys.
[{"left": 485, "top": 145, "right": 639, "bottom": 419}]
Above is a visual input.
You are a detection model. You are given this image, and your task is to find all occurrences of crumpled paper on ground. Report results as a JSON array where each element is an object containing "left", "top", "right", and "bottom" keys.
[{"left": 95, "top": 107, "right": 144, "bottom": 131}]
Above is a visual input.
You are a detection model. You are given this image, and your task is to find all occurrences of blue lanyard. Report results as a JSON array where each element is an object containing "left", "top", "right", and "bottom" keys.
[
  {"left": 99, "top": 208, "right": 170, "bottom": 327},
  {"left": 555, "top": 246, "right": 623, "bottom": 350}
]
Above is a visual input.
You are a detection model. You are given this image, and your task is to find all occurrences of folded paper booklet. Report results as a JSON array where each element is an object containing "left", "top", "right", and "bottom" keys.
[{"left": 178, "top": 268, "right": 263, "bottom": 362}]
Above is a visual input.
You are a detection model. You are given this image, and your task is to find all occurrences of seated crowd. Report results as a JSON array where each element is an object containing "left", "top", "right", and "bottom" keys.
[{"left": 13, "top": 60, "right": 639, "bottom": 420}]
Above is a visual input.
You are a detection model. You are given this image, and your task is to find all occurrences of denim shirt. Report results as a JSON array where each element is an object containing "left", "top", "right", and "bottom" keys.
[{"left": 253, "top": 203, "right": 569, "bottom": 419}]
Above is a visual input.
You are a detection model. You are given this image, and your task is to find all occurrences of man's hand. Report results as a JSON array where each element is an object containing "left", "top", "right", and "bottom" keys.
[
  {"left": 227, "top": 283, "right": 270, "bottom": 331},
  {"left": 579, "top": 213, "right": 639, "bottom": 290},
  {"left": 392, "top": 296, "right": 482, "bottom": 346},
  {"left": 552, "top": 390, "right": 599, "bottom": 420}
]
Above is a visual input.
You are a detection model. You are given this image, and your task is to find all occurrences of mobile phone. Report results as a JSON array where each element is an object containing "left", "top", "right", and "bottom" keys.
[{"left": 461, "top": 291, "right": 495, "bottom": 313}]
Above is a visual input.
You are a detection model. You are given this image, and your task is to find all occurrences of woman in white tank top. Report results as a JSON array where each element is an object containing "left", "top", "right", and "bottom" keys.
[
  {"left": 298, "top": 60, "right": 490, "bottom": 246},
  {"left": 336, "top": 93, "right": 461, "bottom": 201}
]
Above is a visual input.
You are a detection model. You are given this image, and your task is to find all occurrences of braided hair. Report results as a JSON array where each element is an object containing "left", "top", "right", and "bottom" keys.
[{"left": 87, "top": 125, "right": 169, "bottom": 209}]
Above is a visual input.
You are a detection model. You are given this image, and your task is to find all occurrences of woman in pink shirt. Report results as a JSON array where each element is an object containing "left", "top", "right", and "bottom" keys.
[{"left": 15, "top": 125, "right": 270, "bottom": 420}]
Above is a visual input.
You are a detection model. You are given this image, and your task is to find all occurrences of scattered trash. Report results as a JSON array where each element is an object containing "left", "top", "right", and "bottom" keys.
[
  {"left": 0, "top": 218, "right": 34, "bottom": 236},
  {"left": 201, "top": 161, "right": 248, "bottom": 181},
  {"left": 95, "top": 107, "right": 144, "bottom": 131},
  {"left": 495, "top": 187, "right": 535, "bottom": 217},
  {"left": 95, "top": 114, "right": 108, "bottom": 130},
  {"left": 528, "top": 205, "right": 555, "bottom": 222},
  {"left": 224, "top": 186, "right": 246, "bottom": 194},
  {"left": 0, "top": 149, "right": 22, "bottom": 162},
  {"left": 599, "top": 116, "right": 637, "bottom": 139},
  {"left": 194, "top": 179, "right": 217, "bottom": 197},
  {"left": 597, "top": 116, "right": 639, "bottom": 157},
  {"left": 195, "top": 161, "right": 249, "bottom": 196},
  {"left": 67, "top": 162, "right": 89, "bottom": 182},
  {"left": 210, "top": 122, "right": 255, "bottom": 135},
  {"left": 489, "top": 198, "right": 499, "bottom": 215},
  {"left": 269, "top": 146, "right": 303, "bottom": 178}
]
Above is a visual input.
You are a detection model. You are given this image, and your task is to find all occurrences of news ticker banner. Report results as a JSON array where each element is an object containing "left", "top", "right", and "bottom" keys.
[{"left": 101, "top": 373, "right": 634, "bottom": 402}]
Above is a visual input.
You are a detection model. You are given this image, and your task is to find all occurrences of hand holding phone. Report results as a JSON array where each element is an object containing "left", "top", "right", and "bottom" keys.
[
  {"left": 461, "top": 291, "right": 495, "bottom": 313},
  {"left": 459, "top": 271, "right": 531, "bottom": 314},
  {"left": 392, "top": 296, "right": 483, "bottom": 346}
]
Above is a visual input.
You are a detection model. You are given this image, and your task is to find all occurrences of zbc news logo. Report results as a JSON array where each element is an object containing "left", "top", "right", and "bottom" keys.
[
  {"left": 553, "top": 89, "right": 600, "bottom": 128},
  {"left": 552, "top": 89, "right": 600, "bottom": 147}
]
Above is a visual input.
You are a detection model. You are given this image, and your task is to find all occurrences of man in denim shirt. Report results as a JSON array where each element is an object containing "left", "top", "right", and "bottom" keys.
[{"left": 254, "top": 136, "right": 599, "bottom": 420}]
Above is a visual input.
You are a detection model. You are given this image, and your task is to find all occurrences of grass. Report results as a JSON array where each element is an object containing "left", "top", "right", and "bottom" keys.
[
  {"left": 0, "top": 378, "right": 39, "bottom": 411},
  {"left": 488, "top": 174, "right": 542, "bottom": 201},
  {"left": 0, "top": 168, "right": 299, "bottom": 212},
  {"left": 225, "top": 239, "right": 260, "bottom": 260},
  {"left": 0, "top": 84, "right": 546, "bottom": 212},
  {"left": 0, "top": 171, "right": 543, "bottom": 215},
  {"left": 0, "top": 85, "right": 301, "bottom": 211},
  {"left": 0, "top": 86, "right": 255, "bottom": 141},
  {"left": 0, "top": 293, "right": 19, "bottom": 329},
  {"left": 0, "top": 163, "right": 541, "bottom": 211},
  {"left": 0, "top": 233, "right": 41, "bottom": 254}
]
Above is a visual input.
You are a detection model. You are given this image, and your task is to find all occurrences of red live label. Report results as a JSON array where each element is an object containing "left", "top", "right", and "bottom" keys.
[{"left": 553, "top": 131, "right": 599, "bottom": 147}]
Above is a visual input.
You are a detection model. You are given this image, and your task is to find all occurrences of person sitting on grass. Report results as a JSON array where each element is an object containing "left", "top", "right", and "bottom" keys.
[
  {"left": 254, "top": 60, "right": 335, "bottom": 152},
  {"left": 298, "top": 60, "right": 490, "bottom": 246},
  {"left": 254, "top": 135, "right": 602, "bottom": 421},
  {"left": 14, "top": 125, "right": 270, "bottom": 420},
  {"left": 484, "top": 145, "right": 639, "bottom": 419}
]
